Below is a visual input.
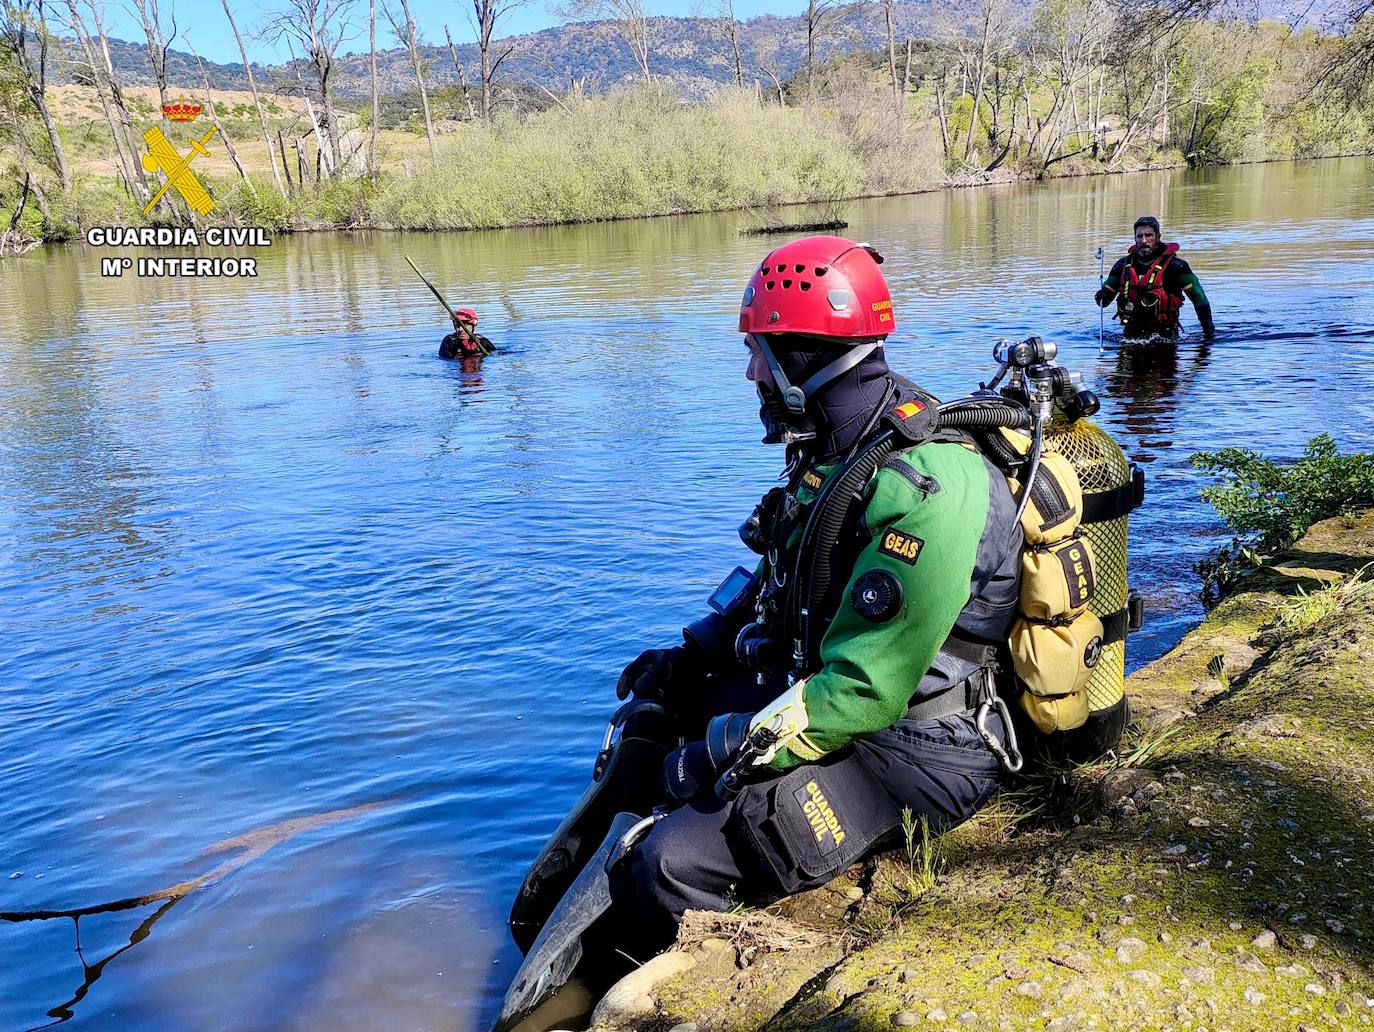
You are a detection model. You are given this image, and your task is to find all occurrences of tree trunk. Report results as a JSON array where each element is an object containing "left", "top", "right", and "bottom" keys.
[
  {"left": 934, "top": 70, "right": 951, "bottom": 157},
  {"left": 395, "top": 0, "right": 436, "bottom": 157},
  {"left": 884, "top": 0, "right": 899, "bottom": 105},
  {"left": 29, "top": 85, "right": 71, "bottom": 191},
  {"left": 294, "top": 57, "right": 335, "bottom": 178},
  {"left": 474, "top": 0, "right": 493, "bottom": 125},
  {"left": 369, "top": 0, "right": 378, "bottom": 170},
  {"left": 60, "top": 0, "right": 136, "bottom": 191},
  {"left": 196, "top": 54, "right": 250, "bottom": 186},
  {"left": 90, "top": 4, "right": 149, "bottom": 195},
  {"left": 131, "top": 0, "right": 170, "bottom": 111},
  {"left": 278, "top": 129, "right": 294, "bottom": 192},
  {"left": 445, "top": 25, "right": 478, "bottom": 120},
  {"left": 222, "top": 0, "right": 287, "bottom": 199}
]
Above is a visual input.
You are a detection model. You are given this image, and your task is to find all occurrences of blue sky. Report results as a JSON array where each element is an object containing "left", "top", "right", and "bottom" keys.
[{"left": 92, "top": 0, "right": 797, "bottom": 67}]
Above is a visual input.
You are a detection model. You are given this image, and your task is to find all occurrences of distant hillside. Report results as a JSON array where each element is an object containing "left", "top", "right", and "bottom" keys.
[{"left": 48, "top": 3, "right": 955, "bottom": 100}]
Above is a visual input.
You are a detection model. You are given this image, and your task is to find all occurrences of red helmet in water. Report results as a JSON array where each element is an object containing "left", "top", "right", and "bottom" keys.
[
  {"left": 454, "top": 307, "right": 478, "bottom": 324},
  {"left": 738, "top": 235, "right": 894, "bottom": 341}
]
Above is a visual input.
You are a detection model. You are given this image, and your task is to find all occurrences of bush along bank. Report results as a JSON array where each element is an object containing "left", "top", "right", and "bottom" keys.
[{"left": 583, "top": 510, "right": 1374, "bottom": 1032}]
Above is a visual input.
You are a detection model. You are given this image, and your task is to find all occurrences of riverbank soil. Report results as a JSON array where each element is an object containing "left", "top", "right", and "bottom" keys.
[{"left": 591, "top": 512, "right": 1374, "bottom": 1031}]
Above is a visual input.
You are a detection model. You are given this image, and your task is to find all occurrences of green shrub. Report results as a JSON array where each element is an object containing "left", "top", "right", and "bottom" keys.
[{"left": 1191, "top": 434, "right": 1374, "bottom": 602}]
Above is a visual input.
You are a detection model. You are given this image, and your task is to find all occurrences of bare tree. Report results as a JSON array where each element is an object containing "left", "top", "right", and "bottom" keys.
[
  {"left": 0, "top": 0, "right": 70, "bottom": 189},
  {"left": 191, "top": 49, "right": 250, "bottom": 185},
  {"left": 87, "top": 0, "right": 151, "bottom": 193},
  {"left": 264, "top": 0, "right": 353, "bottom": 172},
  {"left": 222, "top": 0, "right": 287, "bottom": 198},
  {"left": 368, "top": 0, "right": 377, "bottom": 168},
  {"left": 803, "top": 0, "right": 843, "bottom": 100},
  {"left": 129, "top": 0, "right": 175, "bottom": 111},
  {"left": 468, "top": 0, "right": 529, "bottom": 123},
  {"left": 383, "top": 0, "right": 435, "bottom": 156},
  {"left": 754, "top": 31, "right": 787, "bottom": 105},
  {"left": 563, "top": 0, "right": 652, "bottom": 81},
  {"left": 697, "top": 0, "right": 744, "bottom": 87},
  {"left": 954, "top": 0, "right": 1016, "bottom": 161},
  {"left": 444, "top": 24, "right": 478, "bottom": 120},
  {"left": 53, "top": 0, "right": 144, "bottom": 193},
  {"left": 882, "top": 0, "right": 899, "bottom": 106}
]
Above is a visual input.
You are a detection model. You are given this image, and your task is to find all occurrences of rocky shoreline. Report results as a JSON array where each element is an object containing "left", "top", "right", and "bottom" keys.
[{"left": 586, "top": 512, "right": 1374, "bottom": 1031}]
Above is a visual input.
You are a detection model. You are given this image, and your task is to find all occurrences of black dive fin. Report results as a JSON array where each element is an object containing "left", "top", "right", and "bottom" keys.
[
  {"left": 508, "top": 700, "right": 672, "bottom": 952},
  {"left": 491, "top": 812, "right": 641, "bottom": 1032}
]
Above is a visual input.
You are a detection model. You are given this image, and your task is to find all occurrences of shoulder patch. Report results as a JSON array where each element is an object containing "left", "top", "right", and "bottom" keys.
[
  {"left": 877, "top": 529, "right": 924, "bottom": 565},
  {"left": 802, "top": 469, "right": 825, "bottom": 492}
]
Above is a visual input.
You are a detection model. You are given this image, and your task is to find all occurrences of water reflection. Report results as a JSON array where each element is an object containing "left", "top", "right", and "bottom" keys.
[
  {"left": 1, "top": 802, "right": 391, "bottom": 1030},
  {"left": 1099, "top": 338, "right": 1214, "bottom": 453}
]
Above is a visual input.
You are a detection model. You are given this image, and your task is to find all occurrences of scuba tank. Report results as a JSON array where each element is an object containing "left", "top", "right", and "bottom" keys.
[
  {"left": 1039, "top": 417, "right": 1141, "bottom": 760},
  {"left": 985, "top": 337, "right": 1143, "bottom": 763}
]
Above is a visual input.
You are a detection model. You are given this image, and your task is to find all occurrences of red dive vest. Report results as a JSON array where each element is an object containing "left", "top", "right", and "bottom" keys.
[{"left": 1120, "top": 242, "right": 1183, "bottom": 327}]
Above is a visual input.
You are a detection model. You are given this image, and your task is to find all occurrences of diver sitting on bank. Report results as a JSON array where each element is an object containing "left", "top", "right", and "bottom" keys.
[
  {"left": 1094, "top": 216, "right": 1215, "bottom": 341},
  {"left": 495, "top": 237, "right": 1144, "bottom": 1031}
]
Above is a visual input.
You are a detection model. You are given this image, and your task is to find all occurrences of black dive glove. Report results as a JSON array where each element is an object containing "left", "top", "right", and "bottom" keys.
[
  {"left": 662, "top": 712, "right": 752, "bottom": 801},
  {"left": 1094, "top": 287, "right": 1114, "bottom": 307},
  {"left": 615, "top": 640, "right": 704, "bottom": 703},
  {"left": 1199, "top": 309, "right": 1216, "bottom": 340}
]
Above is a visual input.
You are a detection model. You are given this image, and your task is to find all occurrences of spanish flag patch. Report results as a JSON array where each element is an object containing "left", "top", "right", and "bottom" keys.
[{"left": 894, "top": 400, "right": 926, "bottom": 420}]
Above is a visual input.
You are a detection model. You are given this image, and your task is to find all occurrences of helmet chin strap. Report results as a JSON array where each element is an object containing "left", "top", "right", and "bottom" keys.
[{"left": 754, "top": 335, "right": 884, "bottom": 414}]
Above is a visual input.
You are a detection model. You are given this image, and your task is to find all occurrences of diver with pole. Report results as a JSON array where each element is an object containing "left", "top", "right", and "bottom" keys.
[{"left": 404, "top": 255, "right": 496, "bottom": 360}]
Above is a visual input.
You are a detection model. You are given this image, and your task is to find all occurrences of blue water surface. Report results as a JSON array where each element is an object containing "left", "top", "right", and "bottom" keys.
[{"left": 1, "top": 157, "right": 1372, "bottom": 1031}]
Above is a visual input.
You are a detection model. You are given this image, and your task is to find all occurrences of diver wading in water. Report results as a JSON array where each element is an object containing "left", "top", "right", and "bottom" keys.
[
  {"left": 402, "top": 255, "right": 497, "bottom": 360},
  {"left": 1095, "top": 216, "right": 1215, "bottom": 341},
  {"left": 495, "top": 237, "right": 1144, "bottom": 1031},
  {"left": 439, "top": 306, "right": 496, "bottom": 361}
]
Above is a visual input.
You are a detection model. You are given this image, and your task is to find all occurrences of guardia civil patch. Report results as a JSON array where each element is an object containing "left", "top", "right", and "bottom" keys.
[
  {"left": 792, "top": 779, "right": 846, "bottom": 854},
  {"left": 878, "top": 529, "right": 924, "bottom": 565}
]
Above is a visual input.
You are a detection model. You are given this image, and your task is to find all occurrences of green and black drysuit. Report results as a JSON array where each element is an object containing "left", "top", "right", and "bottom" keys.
[{"left": 619, "top": 390, "right": 1023, "bottom": 938}]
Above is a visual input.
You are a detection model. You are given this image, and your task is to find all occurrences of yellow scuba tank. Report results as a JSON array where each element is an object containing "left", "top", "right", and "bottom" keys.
[
  {"left": 984, "top": 337, "right": 1143, "bottom": 764},
  {"left": 1041, "top": 417, "right": 1141, "bottom": 760}
]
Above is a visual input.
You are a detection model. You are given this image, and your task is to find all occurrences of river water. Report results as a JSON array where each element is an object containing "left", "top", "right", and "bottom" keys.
[{"left": 1, "top": 158, "right": 1372, "bottom": 1031}]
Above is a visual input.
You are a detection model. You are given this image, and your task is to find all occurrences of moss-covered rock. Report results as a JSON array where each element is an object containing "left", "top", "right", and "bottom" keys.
[{"left": 593, "top": 512, "right": 1374, "bottom": 1032}]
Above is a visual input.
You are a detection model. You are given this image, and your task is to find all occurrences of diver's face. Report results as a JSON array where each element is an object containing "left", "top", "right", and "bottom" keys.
[
  {"left": 1135, "top": 226, "right": 1160, "bottom": 254},
  {"left": 744, "top": 335, "right": 777, "bottom": 389}
]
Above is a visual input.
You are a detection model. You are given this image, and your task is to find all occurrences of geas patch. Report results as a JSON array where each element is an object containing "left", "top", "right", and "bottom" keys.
[
  {"left": 851, "top": 570, "right": 902, "bottom": 622},
  {"left": 878, "top": 529, "right": 924, "bottom": 565},
  {"left": 792, "top": 779, "right": 846, "bottom": 854}
]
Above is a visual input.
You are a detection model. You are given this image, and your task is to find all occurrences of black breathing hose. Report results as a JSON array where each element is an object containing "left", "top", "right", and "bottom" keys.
[{"left": 789, "top": 397, "right": 1032, "bottom": 667}]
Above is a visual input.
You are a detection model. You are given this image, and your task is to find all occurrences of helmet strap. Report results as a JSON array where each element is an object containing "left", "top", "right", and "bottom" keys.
[{"left": 755, "top": 335, "right": 883, "bottom": 414}]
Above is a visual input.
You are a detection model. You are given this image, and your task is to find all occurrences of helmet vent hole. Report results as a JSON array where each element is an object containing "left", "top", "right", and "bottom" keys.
[
  {"left": 799, "top": 282, "right": 811, "bottom": 291},
  {"left": 776, "top": 264, "right": 786, "bottom": 273},
  {"left": 794, "top": 264, "right": 805, "bottom": 273},
  {"left": 815, "top": 267, "right": 829, "bottom": 276},
  {"left": 765, "top": 280, "right": 776, "bottom": 290},
  {"left": 782, "top": 279, "right": 793, "bottom": 289}
]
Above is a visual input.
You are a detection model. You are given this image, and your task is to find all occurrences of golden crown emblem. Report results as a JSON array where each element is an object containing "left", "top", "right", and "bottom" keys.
[{"left": 162, "top": 96, "right": 202, "bottom": 122}]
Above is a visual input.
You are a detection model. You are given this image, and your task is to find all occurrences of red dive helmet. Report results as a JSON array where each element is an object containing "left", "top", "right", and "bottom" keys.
[
  {"left": 740, "top": 236, "right": 895, "bottom": 417},
  {"left": 454, "top": 306, "right": 479, "bottom": 324},
  {"left": 739, "top": 235, "right": 894, "bottom": 339}
]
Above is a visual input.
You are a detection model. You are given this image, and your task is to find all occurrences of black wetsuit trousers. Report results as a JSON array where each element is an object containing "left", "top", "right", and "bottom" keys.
[{"left": 615, "top": 676, "right": 1006, "bottom": 948}]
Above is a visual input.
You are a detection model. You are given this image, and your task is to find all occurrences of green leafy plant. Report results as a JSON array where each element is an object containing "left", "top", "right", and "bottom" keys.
[{"left": 1191, "top": 434, "right": 1374, "bottom": 603}]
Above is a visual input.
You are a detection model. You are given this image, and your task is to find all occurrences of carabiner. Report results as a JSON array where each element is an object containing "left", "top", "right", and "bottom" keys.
[{"left": 976, "top": 695, "right": 1024, "bottom": 774}]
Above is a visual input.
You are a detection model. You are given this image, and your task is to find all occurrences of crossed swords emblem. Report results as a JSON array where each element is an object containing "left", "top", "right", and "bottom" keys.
[{"left": 140, "top": 126, "right": 219, "bottom": 216}]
